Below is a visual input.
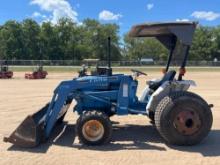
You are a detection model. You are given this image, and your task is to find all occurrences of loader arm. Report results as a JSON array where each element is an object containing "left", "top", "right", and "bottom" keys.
[
  {"left": 43, "top": 81, "right": 75, "bottom": 138},
  {"left": 38, "top": 80, "right": 92, "bottom": 140}
]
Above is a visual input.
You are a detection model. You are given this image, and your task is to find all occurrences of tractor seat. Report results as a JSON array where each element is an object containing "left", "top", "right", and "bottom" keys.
[{"left": 148, "top": 70, "right": 176, "bottom": 91}]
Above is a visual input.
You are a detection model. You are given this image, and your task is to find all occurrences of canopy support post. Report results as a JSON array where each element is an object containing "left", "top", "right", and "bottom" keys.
[
  {"left": 178, "top": 45, "right": 190, "bottom": 80},
  {"left": 166, "top": 47, "right": 175, "bottom": 72}
]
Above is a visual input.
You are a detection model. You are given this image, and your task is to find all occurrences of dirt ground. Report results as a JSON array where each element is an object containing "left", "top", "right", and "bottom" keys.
[{"left": 0, "top": 71, "right": 220, "bottom": 165}]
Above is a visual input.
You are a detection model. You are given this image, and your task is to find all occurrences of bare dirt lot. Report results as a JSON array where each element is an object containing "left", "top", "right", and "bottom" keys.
[{"left": 0, "top": 71, "right": 220, "bottom": 165}]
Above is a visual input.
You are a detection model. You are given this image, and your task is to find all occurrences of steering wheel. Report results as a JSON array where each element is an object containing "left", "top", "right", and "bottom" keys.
[{"left": 131, "top": 69, "right": 147, "bottom": 76}]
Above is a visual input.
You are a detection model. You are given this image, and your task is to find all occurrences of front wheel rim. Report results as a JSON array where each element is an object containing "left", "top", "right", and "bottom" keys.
[{"left": 82, "top": 120, "right": 104, "bottom": 142}]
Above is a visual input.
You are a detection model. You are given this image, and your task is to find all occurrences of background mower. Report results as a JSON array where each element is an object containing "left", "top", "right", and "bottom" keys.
[
  {"left": 4, "top": 22, "right": 213, "bottom": 148},
  {"left": 25, "top": 64, "right": 48, "bottom": 79},
  {"left": 0, "top": 61, "right": 13, "bottom": 79}
]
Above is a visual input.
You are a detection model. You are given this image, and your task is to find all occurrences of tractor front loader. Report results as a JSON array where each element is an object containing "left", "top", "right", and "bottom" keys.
[{"left": 3, "top": 75, "right": 128, "bottom": 147}]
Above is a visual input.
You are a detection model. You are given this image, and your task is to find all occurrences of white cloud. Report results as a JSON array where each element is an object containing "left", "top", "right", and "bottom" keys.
[
  {"left": 30, "top": 0, "right": 78, "bottom": 24},
  {"left": 176, "top": 18, "right": 190, "bottom": 22},
  {"left": 32, "top": 12, "right": 47, "bottom": 19},
  {"left": 191, "top": 11, "right": 220, "bottom": 21},
  {"left": 99, "top": 10, "right": 122, "bottom": 21},
  {"left": 147, "top": 3, "right": 154, "bottom": 10}
]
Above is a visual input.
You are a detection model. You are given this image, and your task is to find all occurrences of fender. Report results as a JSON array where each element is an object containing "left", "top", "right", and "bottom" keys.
[{"left": 146, "top": 80, "right": 196, "bottom": 114}]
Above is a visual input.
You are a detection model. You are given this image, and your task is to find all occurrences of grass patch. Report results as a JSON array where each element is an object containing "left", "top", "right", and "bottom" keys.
[{"left": 9, "top": 66, "right": 220, "bottom": 73}]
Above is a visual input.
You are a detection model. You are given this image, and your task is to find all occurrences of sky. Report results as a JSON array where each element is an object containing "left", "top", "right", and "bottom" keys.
[{"left": 1, "top": 0, "right": 220, "bottom": 36}]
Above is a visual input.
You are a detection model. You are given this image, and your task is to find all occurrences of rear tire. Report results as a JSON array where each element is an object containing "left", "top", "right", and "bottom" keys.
[
  {"left": 155, "top": 91, "right": 213, "bottom": 146},
  {"left": 76, "top": 111, "right": 112, "bottom": 145}
]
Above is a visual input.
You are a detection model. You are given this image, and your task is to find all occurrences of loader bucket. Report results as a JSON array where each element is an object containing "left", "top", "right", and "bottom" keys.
[{"left": 3, "top": 103, "right": 49, "bottom": 148}]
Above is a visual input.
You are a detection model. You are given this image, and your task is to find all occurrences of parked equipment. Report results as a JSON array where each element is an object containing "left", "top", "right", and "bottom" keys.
[
  {"left": 4, "top": 22, "right": 213, "bottom": 148},
  {"left": 0, "top": 61, "right": 13, "bottom": 79},
  {"left": 25, "top": 65, "right": 48, "bottom": 79}
]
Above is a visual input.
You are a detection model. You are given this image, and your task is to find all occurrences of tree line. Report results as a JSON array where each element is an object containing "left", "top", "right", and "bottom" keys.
[{"left": 0, "top": 18, "right": 220, "bottom": 62}]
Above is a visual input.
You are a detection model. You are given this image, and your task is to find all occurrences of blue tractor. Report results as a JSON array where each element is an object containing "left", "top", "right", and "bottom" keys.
[{"left": 4, "top": 22, "right": 213, "bottom": 147}]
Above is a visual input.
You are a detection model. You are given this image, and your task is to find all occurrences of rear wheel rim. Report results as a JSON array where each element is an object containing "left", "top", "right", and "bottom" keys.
[
  {"left": 82, "top": 120, "right": 104, "bottom": 142},
  {"left": 173, "top": 110, "right": 201, "bottom": 136}
]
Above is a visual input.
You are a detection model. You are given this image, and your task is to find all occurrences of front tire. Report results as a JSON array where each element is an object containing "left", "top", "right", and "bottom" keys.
[
  {"left": 155, "top": 91, "right": 213, "bottom": 146},
  {"left": 76, "top": 111, "right": 112, "bottom": 145}
]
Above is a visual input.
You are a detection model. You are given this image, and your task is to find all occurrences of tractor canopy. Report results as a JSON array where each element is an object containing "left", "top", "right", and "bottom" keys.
[
  {"left": 129, "top": 22, "right": 197, "bottom": 80},
  {"left": 129, "top": 22, "right": 197, "bottom": 49}
]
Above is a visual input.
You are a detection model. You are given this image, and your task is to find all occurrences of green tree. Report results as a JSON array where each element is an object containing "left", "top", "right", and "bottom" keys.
[
  {"left": 1, "top": 18, "right": 220, "bottom": 62},
  {"left": 82, "top": 19, "right": 121, "bottom": 60},
  {"left": 123, "top": 34, "right": 168, "bottom": 60},
  {"left": 40, "top": 21, "right": 61, "bottom": 60},
  {"left": 0, "top": 20, "right": 24, "bottom": 60},
  {"left": 190, "top": 26, "right": 217, "bottom": 61},
  {"left": 212, "top": 26, "right": 220, "bottom": 60},
  {"left": 22, "top": 19, "right": 41, "bottom": 60}
]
